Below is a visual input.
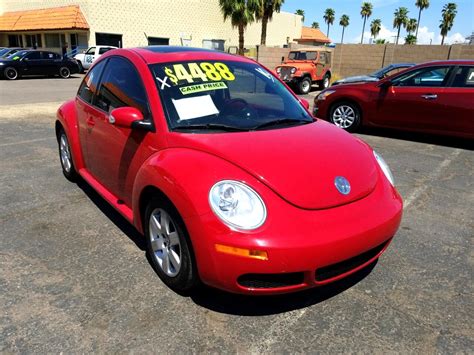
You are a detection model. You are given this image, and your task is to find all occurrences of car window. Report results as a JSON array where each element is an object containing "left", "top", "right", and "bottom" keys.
[
  {"left": 98, "top": 47, "right": 112, "bottom": 55},
  {"left": 392, "top": 66, "right": 451, "bottom": 87},
  {"left": 95, "top": 57, "right": 150, "bottom": 118},
  {"left": 288, "top": 51, "right": 316, "bottom": 61},
  {"left": 43, "top": 52, "right": 60, "bottom": 60},
  {"left": 449, "top": 66, "right": 474, "bottom": 88},
  {"left": 77, "top": 60, "right": 107, "bottom": 104},
  {"left": 319, "top": 53, "right": 326, "bottom": 64},
  {"left": 25, "top": 51, "right": 41, "bottom": 60},
  {"left": 85, "top": 47, "right": 96, "bottom": 55}
]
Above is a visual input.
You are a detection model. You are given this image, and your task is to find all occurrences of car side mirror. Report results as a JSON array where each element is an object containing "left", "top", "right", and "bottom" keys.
[
  {"left": 300, "top": 98, "right": 310, "bottom": 110},
  {"left": 109, "top": 107, "right": 143, "bottom": 128},
  {"left": 379, "top": 80, "right": 392, "bottom": 89}
]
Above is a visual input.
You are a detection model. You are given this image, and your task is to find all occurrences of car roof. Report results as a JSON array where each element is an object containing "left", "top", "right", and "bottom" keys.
[
  {"left": 290, "top": 47, "right": 330, "bottom": 52},
  {"left": 415, "top": 59, "right": 474, "bottom": 67},
  {"left": 127, "top": 46, "right": 253, "bottom": 65}
]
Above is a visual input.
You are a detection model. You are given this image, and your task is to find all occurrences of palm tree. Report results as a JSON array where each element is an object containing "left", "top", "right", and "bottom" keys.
[
  {"left": 405, "top": 34, "right": 417, "bottom": 44},
  {"left": 323, "top": 8, "right": 335, "bottom": 38},
  {"left": 415, "top": 0, "right": 430, "bottom": 40},
  {"left": 370, "top": 19, "right": 382, "bottom": 41},
  {"left": 219, "top": 0, "right": 259, "bottom": 55},
  {"left": 375, "top": 38, "right": 387, "bottom": 44},
  {"left": 439, "top": 3, "right": 457, "bottom": 45},
  {"left": 295, "top": 9, "right": 305, "bottom": 22},
  {"left": 406, "top": 18, "right": 418, "bottom": 35},
  {"left": 256, "top": 0, "right": 284, "bottom": 45},
  {"left": 393, "top": 7, "right": 409, "bottom": 45},
  {"left": 360, "top": 2, "right": 373, "bottom": 44},
  {"left": 311, "top": 21, "right": 320, "bottom": 29},
  {"left": 339, "top": 15, "right": 349, "bottom": 43}
]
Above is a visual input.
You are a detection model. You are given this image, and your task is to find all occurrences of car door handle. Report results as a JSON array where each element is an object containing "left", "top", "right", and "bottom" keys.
[
  {"left": 86, "top": 117, "right": 95, "bottom": 126},
  {"left": 421, "top": 94, "right": 437, "bottom": 100}
]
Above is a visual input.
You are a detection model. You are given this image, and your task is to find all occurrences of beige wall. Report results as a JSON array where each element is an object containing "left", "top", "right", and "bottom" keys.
[{"left": 2, "top": 0, "right": 302, "bottom": 49}]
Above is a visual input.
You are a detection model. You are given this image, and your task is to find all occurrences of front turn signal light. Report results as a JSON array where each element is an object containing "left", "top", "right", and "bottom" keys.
[{"left": 215, "top": 244, "right": 268, "bottom": 261}]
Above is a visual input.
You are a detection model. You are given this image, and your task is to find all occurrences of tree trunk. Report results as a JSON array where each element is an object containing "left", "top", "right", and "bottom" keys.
[
  {"left": 415, "top": 8, "right": 422, "bottom": 39},
  {"left": 396, "top": 26, "right": 401, "bottom": 44},
  {"left": 327, "top": 24, "right": 330, "bottom": 37},
  {"left": 341, "top": 27, "right": 345, "bottom": 43},
  {"left": 238, "top": 24, "right": 244, "bottom": 55},
  {"left": 361, "top": 17, "right": 367, "bottom": 43},
  {"left": 441, "top": 35, "right": 445, "bottom": 45},
  {"left": 260, "top": 15, "right": 268, "bottom": 45}
]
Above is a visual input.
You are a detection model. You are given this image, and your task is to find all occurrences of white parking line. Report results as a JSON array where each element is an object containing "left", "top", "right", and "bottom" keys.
[{"left": 0, "top": 137, "right": 53, "bottom": 147}]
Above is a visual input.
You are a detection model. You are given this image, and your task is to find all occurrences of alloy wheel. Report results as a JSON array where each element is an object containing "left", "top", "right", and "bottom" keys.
[
  {"left": 59, "top": 133, "right": 72, "bottom": 172},
  {"left": 332, "top": 105, "right": 356, "bottom": 129}
]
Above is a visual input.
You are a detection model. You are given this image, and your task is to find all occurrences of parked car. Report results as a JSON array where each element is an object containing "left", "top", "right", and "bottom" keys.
[
  {"left": 56, "top": 46, "right": 402, "bottom": 295},
  {"left": 275, "top": 48, "right": 332, "bottom": 94},
  {"left": 331, "top": 63, "right": 416, "bottom": 86},
  {"left": 314, "top": 60, "right": 474, "bottom": 139},
  {"left": 74, "top": 45, "right": 117, "bottom": 72},
  {"left": 0, "top": 50, "right": 80, "bottom": 80},
  {"left": 0, "top": 47, "right": 23, "bottom": 58}
]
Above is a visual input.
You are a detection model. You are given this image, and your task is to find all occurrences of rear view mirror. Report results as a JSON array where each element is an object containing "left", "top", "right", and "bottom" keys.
[
  {"left": 300, "top": 98, "right": 310, "bottom": 110},
  {"left": 109, "top": 107, "right": 143, "bottom": 128}
]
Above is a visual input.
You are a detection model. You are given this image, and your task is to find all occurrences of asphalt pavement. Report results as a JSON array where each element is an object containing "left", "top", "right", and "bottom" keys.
[{"left": 0, "top": 77, "right": 472, "bottom": 353}]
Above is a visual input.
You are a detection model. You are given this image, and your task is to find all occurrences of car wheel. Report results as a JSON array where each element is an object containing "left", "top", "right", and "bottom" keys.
[
  {"left": 57, "top": 129, "right": 78, "bottom": 181},
  {"left": 329, "top": 102, "right": 361, "bottom": 132},
  {"left": 145, "top": 198, "right": 198, "bottom": 293},
  {"left": 59, "top": 66, "right": 71, "bottom": 79},
  {"left": 297, "top": 77, "right": 312, "bottom": 94},
  {"left": 77, "top": 61, "right": 84, "bottom": 73},
  {"left": 4, "top": 67, "right": 18, "bottom": 80},
  {"left": 319, "top": 74, "right": 330, "bottom": 89}
]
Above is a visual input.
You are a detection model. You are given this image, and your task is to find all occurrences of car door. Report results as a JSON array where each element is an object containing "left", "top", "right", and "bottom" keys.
[
  {"left": 20, "top": 51, "right": 42, "bottom": 75},
  {"left": 85, "top": 56, "right": 154, "bottom": 204},
  {"left": 41, "top": 51, "right": 59, "bottom": 74},
  {"left": 76, "top": 59, "right": 108, "bottom": 169},
  {"left": 436, "top": 65, "right": 474, "bottom": 137},
  {"left": 83, "top": 47, "right": 96, "bottom": 68},
  {"left": 373, "top": 65, "right": 452, "bottom": 131}
]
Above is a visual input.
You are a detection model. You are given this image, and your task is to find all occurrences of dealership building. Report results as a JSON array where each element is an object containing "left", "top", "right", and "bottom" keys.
[{"left": 0, "top": 0, "right": 307, "bottom": 54}]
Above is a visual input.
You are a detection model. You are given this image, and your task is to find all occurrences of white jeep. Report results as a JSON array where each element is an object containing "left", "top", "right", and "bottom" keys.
[{"left": 74, "top": 45, "right": 117, "bottom": 72}]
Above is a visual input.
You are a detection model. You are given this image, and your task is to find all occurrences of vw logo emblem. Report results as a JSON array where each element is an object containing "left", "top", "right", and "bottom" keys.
[{"left": 334, "top": 176, "right": 351, "bottom": 195}]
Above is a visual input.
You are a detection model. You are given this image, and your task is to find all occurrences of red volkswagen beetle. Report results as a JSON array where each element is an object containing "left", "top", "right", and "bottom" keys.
[{"left": 56, "top": 46, "right": 402, "bottom": 295}]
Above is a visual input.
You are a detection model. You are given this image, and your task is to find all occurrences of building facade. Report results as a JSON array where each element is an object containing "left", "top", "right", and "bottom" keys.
[{"left": 0, "top": 0, "right": 303, "bottom": 55}]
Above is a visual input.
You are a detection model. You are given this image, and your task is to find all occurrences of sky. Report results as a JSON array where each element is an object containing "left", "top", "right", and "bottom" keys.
[{"left": 281, "top": 0, "right": 473, "bottom": 44}]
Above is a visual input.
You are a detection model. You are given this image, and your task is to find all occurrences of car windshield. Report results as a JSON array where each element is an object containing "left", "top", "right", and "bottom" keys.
[
  {"left": 150, "top": 60, "right": 312, "bottom": 132},
  {"left": 288, "top": 51, "right": 317, "bottom": 61},
  {"left": 6, "top": 50, "right": 28, "bottom": 60},
  {"left": 0, "top": 48, "right": 10, "bottom": 56},
  {"left": 370, "top": 65, "right": 394, "bottom": 78}
]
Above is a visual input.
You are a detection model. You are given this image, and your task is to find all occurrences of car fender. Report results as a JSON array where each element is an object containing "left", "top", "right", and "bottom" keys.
[
  {"left": 131, "top": 148, "right": 268, "bottom": 233},
  {"left": 56, "top": 99, "right": 85, "bottom": 170}
]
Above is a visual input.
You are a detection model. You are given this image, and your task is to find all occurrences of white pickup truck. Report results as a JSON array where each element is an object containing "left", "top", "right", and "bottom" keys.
[{"left": 74, "top": 45, "right": 117, "bottom": 72}]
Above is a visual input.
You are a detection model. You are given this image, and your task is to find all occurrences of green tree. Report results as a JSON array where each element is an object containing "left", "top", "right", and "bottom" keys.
[
  {"left": 439, "top": 3, "right": 457, "bottom": 45},
  {"left": 339, "top": 14, "right": 350, "bottom": 43},
  {"left": 370, "top": 18, "right": 382, "bottom": 40},
  {"left": 295, "top": 9, "right": 305, "bottom": 22},
  {"left": 256, "top": 0, "right": 284, "bottom": 45},
  {"left": 406, "top": 18, "right": 418, "bottom": 35},
  {"left": 393, "top": 7, "right": 409, "bottom": 44},
  {"left": 415, "top": 0, "right": 430, "bottom": 39},
  {"left": 360, "top": 2, "right": 373, "bottom": 43},
  {"left": 405, "top": 34, "right": 417, "bottom": 44},
  {"left": 219, "top": 0, "right": 259, "bottom": 55},
  {"left": 323, "top": 8, "right": 335, "bottom": 38},
  {"left": 375, "top": 38, "right": 387, "bottom": 44},
  {"left": 311, "top": 21, "right": 320, "bottom": 29}
]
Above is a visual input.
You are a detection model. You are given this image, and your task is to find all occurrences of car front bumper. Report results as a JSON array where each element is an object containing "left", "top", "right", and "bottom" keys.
[{"left": 184, "top": 171, "right": 403, "bottom": 295}]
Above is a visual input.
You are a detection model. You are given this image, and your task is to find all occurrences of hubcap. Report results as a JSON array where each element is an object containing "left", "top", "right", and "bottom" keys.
[
  {"left": 61, "top": 68, "right": 70, "bottom": 77},
  {"left": 6, "top": 68, "right": 17, "bottom": 79},
  {"left": 324, "top": 77, "right": 329, "bottom": 88},
  {"left": 332, "top": 105, "right": 356, "bottom": 129},
  {"left": 149, "top": 208, "right": 181, "bottom": 277},
  {"left": 301, "top": 80, "right": 310, "bottom": 92},
  {"left": 59, "top": 134, "right": 72, "bottom": 172}
]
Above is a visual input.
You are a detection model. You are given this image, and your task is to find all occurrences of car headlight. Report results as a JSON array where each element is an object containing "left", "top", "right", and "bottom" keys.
[
  {"left": 209, "top": 180, "right": 266, "bottom": 230},
  {"left": 290, "top": 67, "right": 296, "bottom": 74},
  {"left": 374, "top": 151, "right": 394, "bottom": 186},
  {"left": 316, "top": 90, "right": 335, "bottom": 100},
  {"left": 0, "top": 62, "right": 4, "bottom": 65},
  {"left": 276, "top": 67, "right": 281, "bottom": 74}
]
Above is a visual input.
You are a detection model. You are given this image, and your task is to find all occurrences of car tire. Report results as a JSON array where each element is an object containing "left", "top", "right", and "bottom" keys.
[
  {"left": 319, "top": 74, "right": 330, "bottom": 89},
  {"left": 145, "top": 197, "right": 199, "bottom": 293},
  {"left": 57, "top": 128, "right": 78, "bottom": 181},
  {"left": 59, "top": 66, "right": 71, "bottom": 79},
  {"left": 329, "top": 101, "right": 361, "bottom": 132},
  {"left": 297, "top": 77, "right": 312, "bottom": 95},
  {"left": 4, "top": 67, "right": 18, "bottom": 80}
]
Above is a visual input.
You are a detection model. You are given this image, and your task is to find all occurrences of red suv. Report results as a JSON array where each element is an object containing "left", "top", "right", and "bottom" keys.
[{"left": 314, "top": 60, "right": 474, "bottom": 139}]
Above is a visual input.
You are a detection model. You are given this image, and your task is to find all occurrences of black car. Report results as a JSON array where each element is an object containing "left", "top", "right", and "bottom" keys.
[
  {"left": 0, "top": 47, "right": 24, "bottom": 58},
  {"left": 0, "top": 50, "right": 80, "bottom": 80},
  {"left": 331, "top": 63, "right": 416, "bottom": 86}
]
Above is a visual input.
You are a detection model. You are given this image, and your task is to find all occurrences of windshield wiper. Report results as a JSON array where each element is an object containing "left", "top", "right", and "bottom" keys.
[
  {"left": 251, "top": 118, "right": 312, "bottom": 130},
  {"left": 173, "top": 123, "right": 248, "bottom": 132}
]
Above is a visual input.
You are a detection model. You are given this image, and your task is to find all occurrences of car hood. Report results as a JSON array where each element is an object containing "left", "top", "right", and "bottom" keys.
[
  {"left": 167, "top": 121, "right": 378, "bottom": 210},
  {"left": 280, "top": 62, "right": 315, "bottom": 71},
  {"left": 334, "top": 75, "right": 378, "bottom": 84}
]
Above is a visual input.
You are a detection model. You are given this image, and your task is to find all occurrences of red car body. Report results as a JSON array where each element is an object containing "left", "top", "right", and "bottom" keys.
[
  {"left": 314, "top": 60, "right": 474, "bottom": 139},
  {"left": 56, "top": 47, "right": 403, "bottom": 295}
]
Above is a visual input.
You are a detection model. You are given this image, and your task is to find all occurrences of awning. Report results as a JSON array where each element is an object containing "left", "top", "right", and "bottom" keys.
[
  {"left": 0, "top": 5, "right": 89, "bottom": 32},
  {"left": 295, "top": 27, "right": 331, "bottom": 44}
]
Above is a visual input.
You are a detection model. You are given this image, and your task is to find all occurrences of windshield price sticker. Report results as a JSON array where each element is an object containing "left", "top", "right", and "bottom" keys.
[
  {"left": 180, "top": 82, "right": 228, "bottom": 95},
  {"left": 164, "top": 62, "right": 235, "bottom": 85}
]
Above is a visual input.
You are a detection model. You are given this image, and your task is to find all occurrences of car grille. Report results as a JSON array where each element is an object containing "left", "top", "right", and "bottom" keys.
[
  {"left": 237, "top": 272, "right": 305, "bottom": 289},
  {"left": 279, "top": 67, "right": 293, "bottom": 81},
  {"left": 315, "top": 240, "right": 390, "bottom": 282}
]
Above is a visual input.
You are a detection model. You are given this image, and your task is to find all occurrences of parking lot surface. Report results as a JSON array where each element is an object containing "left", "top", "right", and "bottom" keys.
[{"left": 0, "top": 77, "right": 473, "bottom": 353}]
